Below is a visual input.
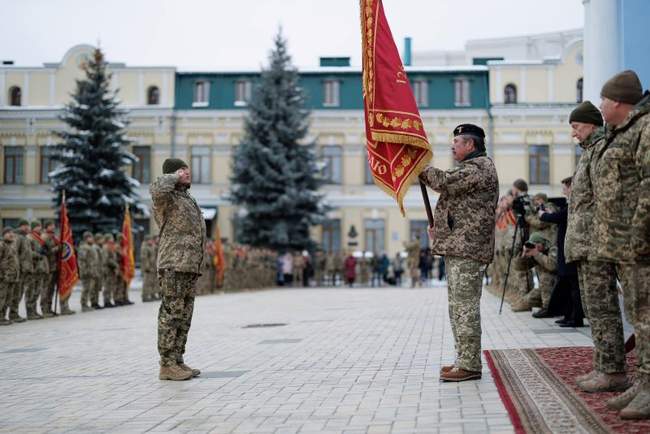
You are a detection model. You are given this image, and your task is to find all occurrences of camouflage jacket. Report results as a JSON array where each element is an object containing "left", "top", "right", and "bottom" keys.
[
  {"left": 514, "top": 246, "right": 558, "bottom": 291},
  {"left": 0, "top": 239, "right": 20, "bottom": 282},
  {"left": 593, "top": 93, "right": 650, "bottom": 263},
  {"left": 103, "top": 246, "right": 119, "bottom": 275},
  {"left": 525, "top": 202, "right": 559, "bottom": 248},
  {"left": 419, "top": 153, "right": 499, "bottom": 264},
  {"left": 27, "top": 233, "right": 49, "bottom": 274},
  {"left": 15, "top": 230, "right": 36, "bottom": 274},
  {"left": 565, "top": 129, "right": 604, "bottom": 263},
  {"left": 77, "top": 242, "right": 98, "bottom": 280},
  {"left": 92, "top": 244, "right": 104, "bottom": 274},
  {"left": 150, "top": 174, "right": 206, "bottom": 274},
  {"left": 44, "top": 231, "right": 59, "bottom": 274}
]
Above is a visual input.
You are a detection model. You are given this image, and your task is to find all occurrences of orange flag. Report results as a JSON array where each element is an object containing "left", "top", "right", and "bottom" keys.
[
  {"left": 120, "top": 206, "right": 135, "bottom": 287},
  {"left": 57, "top": 191, "right": 78, "bottom": 300},
  {"left": 213, "top": 225, "right": 225, "bottom": 287},
  {"left": 360, "top": 0, "right": 432, "bottom": 215}
]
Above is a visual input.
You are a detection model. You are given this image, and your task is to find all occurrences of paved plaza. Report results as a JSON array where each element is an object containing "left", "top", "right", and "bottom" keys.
[{"left": 0, "top": 282, "right": 594, "bottom": 434}]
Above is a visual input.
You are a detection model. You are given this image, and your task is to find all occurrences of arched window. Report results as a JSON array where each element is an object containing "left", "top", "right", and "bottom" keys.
[
  {"left": 577, "top": 78, "right": 583, "bottom": 103},
  {"left": 504, "top": 83, "right": 517, "bottom": 104},
  {"left": 9, "top": 86, "right": 21, "bottom": 106},
  {"left": 147, "top": 86, "right": 160, "bottom": 105}
]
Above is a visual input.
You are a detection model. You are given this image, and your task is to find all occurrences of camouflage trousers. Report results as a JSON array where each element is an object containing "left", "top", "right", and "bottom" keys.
[
  {"left": 142, "top": 272, "right": 156, "bottom": 300},
  {"left": 80, "top": 278, "right": 93, "bottom": 307},
  {"left": 0, "top": 281, "right": 18, "bottom": 319},
  {"left": 446, "top": 256, "right": 483, "bottom": 372},
  {"left": 577, "top": 260, "right": 625, "bottom": 373},
  {"left": 24, "top": 273, "right": 45, "bottom": 315},
  {"left": 8, "top": 276, "right": 28, "bottom": 318},
  {"left": 40, "top": 273, "right": 56, "bottom": 314},
  {"left": 103, "top": 272, "right": 119, "bottom": 304},
  {"left": 90, "top": 277, "right": 102, "bottom": 306},
  {"left": 617, "top": 262, "right": 650, "bottom": 376},
  {"left": 157, "top": 270, "right": 198, "bottom": 367}
]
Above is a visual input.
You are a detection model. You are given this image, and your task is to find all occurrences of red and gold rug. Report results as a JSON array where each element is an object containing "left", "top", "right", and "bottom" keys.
[{"left": 485, "top": 347, "right": 650, "bottom": 434}]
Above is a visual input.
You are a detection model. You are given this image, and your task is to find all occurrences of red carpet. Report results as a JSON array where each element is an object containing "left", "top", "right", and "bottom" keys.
[{"left": 485, "top": 347, "right": 650, "bottom": 434}]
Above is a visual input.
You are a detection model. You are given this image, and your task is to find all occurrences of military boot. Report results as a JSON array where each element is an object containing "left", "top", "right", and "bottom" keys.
[
  {"left": 60, "top": 308, "right": 76, "bottom": 315},
  {"left": 607, "top": 378, "right": 644, "bottom": 410},
  {"left": 578, "top": 372, "right": 629, "bottom": 393},
  {"left": 9, "top": 315, "right": 26, "bottom": 323},
  {"left": 178, "top": 362, "right": 201, "bottom": 377},
  {"left": 81, "top": 305, "right": 93, "bottom": 312},
  {"left": 0, "top": 318, "right": 12, "bottom": 326},
  {"left": 159, "top": 365, "right": 192, "bottom": 381},
  {"left": 620, "top": 383, "right": 650, "bottom": 420}
]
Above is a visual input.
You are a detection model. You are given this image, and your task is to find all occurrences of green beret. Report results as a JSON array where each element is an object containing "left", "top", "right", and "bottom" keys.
[
  {"left": 162, "top": 158, "right": 188, "bottom": 175},
  {"left": 83, "top": 231, "right": 93, "bottom": 239},
  {"left": 601, "top": 70, "right": 643, "bottom": 105},
  {"left": 569, "top": 101, "right": 603, "bottom": 126},
  {"left": 31, "top": 221, "right": 42, "bottom": 230},
  {"left": 18, "top": 219, "right": 29, "bottom": 227},
  {"left": 453, "top": 123, "right": 485, "bottom": 139},
  {"left": 3, "top": 227, "right": 14, "bottom": 235},
  {"left": 528, "top": 232, "right": 549, "bottom": 247}
]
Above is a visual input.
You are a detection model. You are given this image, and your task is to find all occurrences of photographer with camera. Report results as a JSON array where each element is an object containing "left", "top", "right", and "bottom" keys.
[
  {"left": 507, "top": 180, "right": 535, "bottom": 312},
  {"left": 539, "top": 176, "right": 584, "bottom": 327},
  {"left": 514, "top": 232, "right": 557, "bottom": 312}
]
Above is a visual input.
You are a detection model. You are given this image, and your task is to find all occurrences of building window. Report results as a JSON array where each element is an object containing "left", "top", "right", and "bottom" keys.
[
  {"left": 323, "top": 79, "right": 340, "bottom": 107},
  {"left": 577, "top": 78, "right": 583, "bottom": 103},
  {"left": 147, "top": 86, "right": 160, "bottom": 105},
  {"left": 409, "top": 220, "right": 430, "bottom": 249},
  {"left": 234, "top": 80, "right": 252, "bottom": 106},
  {"left": 504, "top": 83, "right": 517, "bottom": 104},
  {"left": 364, "top": 219, "right": 385, "bottom": 253},
  {"left": 2, "top": 218, "right": 20, "bottom": 229},
  {"left": 454, "top": 78, "right": 471, "bottom": 106},
  {"left": 3, "top": 146, "right": 24, "bottom": 184},
  {"left": 132, "top": 146, "right": 151, "bottom": 184},
  {"left": 191, "top": 146, "right": 211, "bottom": 184},
  {"left": 321, "top": 219, "right": 341, "bottom": 253},
  {"left": 9, "top": 86, "right": 21, "bottom": 106},
  {"left": 529, "top": 145, "right": 550, "bottom": 185},
  {"left": 321, "top": 145, "right": 342, "bottom": 184},
  {"left": 40, "top": 146, "right": 58, "bottom": 184},
  {"left": 193, "top": 81, "right": 209, "bottom": 106},
  {"left": 413, "top": 79, "right": 428, "bottom": 107}
]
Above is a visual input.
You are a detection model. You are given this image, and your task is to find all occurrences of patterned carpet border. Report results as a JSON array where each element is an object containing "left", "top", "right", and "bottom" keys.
[{"left": 485, "top": 347, "right": 650, "bottom": 434}]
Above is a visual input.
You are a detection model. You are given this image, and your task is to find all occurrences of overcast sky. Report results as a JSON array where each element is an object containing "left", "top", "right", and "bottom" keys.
[{"left": 2, "top": 0, "right": 584, "bottom": 70}]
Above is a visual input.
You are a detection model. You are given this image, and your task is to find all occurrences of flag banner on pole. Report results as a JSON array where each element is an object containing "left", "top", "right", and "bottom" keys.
[
  {"left": 360, "top": 0, "right": 433, "bottom": 215},
  {"left": 120, "top": 206, "right": 135, "bottom": 287},
  {"left": 57, "top": 192, "right": 78, "bottom": 300}
]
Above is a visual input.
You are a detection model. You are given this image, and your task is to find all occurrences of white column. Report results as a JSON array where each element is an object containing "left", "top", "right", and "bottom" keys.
[
  {"left": 0, "top": 71, "right": 5, "bottom": 106},
  {"left": 23, "top": 72, "right": 30, "bottom": 106},
  {"left": 583, "top": 0, "right": 619, "bottom": 103}
]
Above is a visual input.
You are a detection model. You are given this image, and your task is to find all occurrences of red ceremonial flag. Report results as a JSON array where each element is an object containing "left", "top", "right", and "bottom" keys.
[
  {"left": 57, "top": 191, "right": 79, "bottom": 299},
  {"left": 120, "top": 206, "right": 136, "bottom": 287},
  {"left": 360, "top": 0, "right": 433, "bottom": 215}
]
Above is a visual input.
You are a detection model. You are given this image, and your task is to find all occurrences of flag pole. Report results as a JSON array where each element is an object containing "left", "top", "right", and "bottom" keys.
[
  {"left": 419, "top": 181, "right": 434, "bottom": 227},
  {"left": 53, "top": 190, "right": 65, "bottom": 315}
]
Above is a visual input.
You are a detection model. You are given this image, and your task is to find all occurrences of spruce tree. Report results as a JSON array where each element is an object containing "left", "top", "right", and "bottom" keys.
[
  {"left": 230, "top": 30, "right": 326, "bottom": 252},
  {"left": 50, "top": 48, "right": 140, "bottom": 241}
]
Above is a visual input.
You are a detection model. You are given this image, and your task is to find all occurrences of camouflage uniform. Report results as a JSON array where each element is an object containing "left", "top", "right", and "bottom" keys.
[
  {"left": 102, "top": 237, "right": 120, "bottom": 306},
  {"left": 420, "top": 150, "right": 499, "bottom": 372},
  {"left": 26, "top": 229, "right": 48, "bottom": 318},
  {"left": 151, "top": 173, "right": 206, "bottom": 367},
  {"left": 593, "top": 94, "right": 650, "bottom": 377},
  {"left": 10, "top": 228, "right": 36, "bottom": 321},
  {"left": 566, "top": 129, "right": 625, "bottom": 374},
  {"left": 41, "top": 229, "right": 59, "bottom": 316},
  {"left": 91, "top": 236, "right": 104, "bottom": 307},
  {"left": 0, "top": 237, "right": 20, "bottom": 324},
  {"left": 514, "top": 245, "right": 558, "bottom": 309},
  {"left": 77, "top": 239, "right": 98, "bottom": 309},
  {"left": 140, "top": 237, "right": 156, "bottom": 301},
  {"left": 404, "top": 240, "right": 421, "bottom": 288}
]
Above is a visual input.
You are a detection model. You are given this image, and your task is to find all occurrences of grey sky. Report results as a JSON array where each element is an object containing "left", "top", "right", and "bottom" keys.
[{"left": 1, "top": 0, "right": 584, "bottom": 69}]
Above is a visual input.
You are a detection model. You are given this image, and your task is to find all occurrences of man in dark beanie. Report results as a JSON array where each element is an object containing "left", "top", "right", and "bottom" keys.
[
  {"left": 592, "top": 70, "right": 650, "bottom": 418},
  {"left": 564, "top": 100, "right": 628, "bottom": 393},
  {"left": 150, "top": 158, "right": 206, "bottom": 381},
  {"left": 419, "top": 123, "right": 499, "bottom": 382}
]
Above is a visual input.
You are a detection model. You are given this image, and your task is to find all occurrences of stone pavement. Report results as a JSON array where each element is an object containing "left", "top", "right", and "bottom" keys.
[{"left": 0, "top": 283, "right": 594, "bottom": 434}]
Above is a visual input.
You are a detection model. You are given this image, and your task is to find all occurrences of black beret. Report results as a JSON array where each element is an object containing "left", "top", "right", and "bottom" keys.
[
  {"left": 569, "top": 101, "right": 603, "bottom": 126},
  {"left": 453, "top": 124, "right": 485, "bottom": 139},
  {"left": 31, "top": 221, "right": 41, "bottom": 229},
  {"left": 162, "top": 158, "right": 188, "bottom": 175}
]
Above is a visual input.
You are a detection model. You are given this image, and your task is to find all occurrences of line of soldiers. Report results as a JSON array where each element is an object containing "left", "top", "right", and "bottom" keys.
[
  {"left": 1, "top": 220, "right": 69, "bottom": 325},
  {"left": 77, "top": 231, "right": 135, "bottom": 310}
]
